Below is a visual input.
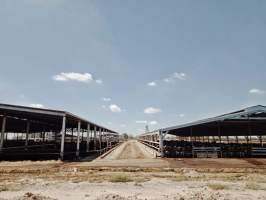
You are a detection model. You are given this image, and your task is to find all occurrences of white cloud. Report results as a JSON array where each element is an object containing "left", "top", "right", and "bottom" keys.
[
  {"left": 164, "top": 72, "right": 187, "bottom": 83},
  {"left": 149, "top": 121, "right": 158, "bottom": 125},
  {"left": 144, "top": 107, "right": 161, "bottom": 114},
  {"left": 249, "top": 88, "right": 265, "bottom": 95},
  {"left": 173, "top": 72, "right": 186, "bottom": 80},
  {"left": 29, "top": 104, "right": 44, "bottom": 109},
  {"left": 101, "top": 97, "right": 111, "bottom": 102},
  {"left": 107, "top": 122, "right": 112, "bottom": 125},
  {"left": 96, "top": 79, "right": 103, "bottom": 84},
  {"left": 53, "top": 72, "right": 93, "bottom": 83},
  {"left": 109, "top": 104, "right": 122, "bottom": 113},
  {"left": 179, "top": 114, "right": 185, "bottom": 118},
  {"left": 136, "top": 120, "right": 148, "bottom": 124},
  {"left": 163, "top": 78, "right": 171, "bottom": 83},
  {"left": 147, "top": 81, "right": 157, "bottom": 87}
]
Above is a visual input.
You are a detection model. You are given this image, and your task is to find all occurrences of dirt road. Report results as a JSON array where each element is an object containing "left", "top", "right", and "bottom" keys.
[
  {"left": 77, "top": 140, "right": 168, "bottom": 168},
  {"left": 103, "top": 140, "right": 155, "bottom": 160}
]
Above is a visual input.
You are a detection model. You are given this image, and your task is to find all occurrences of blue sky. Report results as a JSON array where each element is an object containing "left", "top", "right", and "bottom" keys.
[{"left": 0, "top": 0, "right": 266, "bottom": 134}]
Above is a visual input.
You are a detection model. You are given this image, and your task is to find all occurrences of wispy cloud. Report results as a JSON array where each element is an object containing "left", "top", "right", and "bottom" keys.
[
  {"left": 178, "top": 114, "right": 185, "bottom": 118},
  {"left": 173, "top": 72, "right": 186, "bottom": 80},
  {"left": 144, "top": 107, "right": 161, "bottom": 114},
  {"left": 53, "top": 72, "right": 93, "bottom": 83},
  {"left": 109, "top": 104, "right": 122, "bottom": 113},
  {"left": 163, "top": 72, "right": 187, "bottom": 83},
  {"left": 147, "top": 81, "right": 157, "bottom": 87},
  {"left": 53, "top": 72, "right": 104, "bottom": 85},
  {"left": 163, "top": 78, "right": 171, "bottom": 83},
  {"left": 249, "top": 88, "right": 265, "bottom": 95},
  {"left": 101, "top": 97, "right": 111, "bottom": 102},
  {"left": 146, "top": 72, "right": 187, "bottom": 87},
  {"left": 136, "top": 120, "right": 158, "bottom": 126},
  {"left": 29, "top": 103, "right": 44, "bottom": 108},
  {"left": 136, "top": 120, "right": 148, "bottom": 124},
  {"left": 149, "top": 121, "right": 158, "bottom": 125},
  {"left": 95, "top": 79, "right": 103, "bottom": 84}
]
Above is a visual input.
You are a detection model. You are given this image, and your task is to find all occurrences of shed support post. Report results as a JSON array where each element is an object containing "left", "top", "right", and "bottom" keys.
[
  {"left": 0, "top": 116, "right": 6, "bottom": 151},
  {"left": 86, "top": 124, "right": 90, "bottom": 152},
  {"left": 235, "top": 136, "right": 239, "bottom": 143},
  {"left": 258, "top": 136, "right": 263, "bottom": 147},
  {"left": 60, "top": 116, "right": 66, "bottom": 160},
  {"left": 99, "top": 128, "right": 102, "bottom": 153},
  {"left": 226, "top": 136, "right": 230, "bottom": 144},
  {"left": 94, "top": 127, "right": 97, "bottom": 151},
  {"left": 25, "top": 120, "right": 30, "bottom": 148},
  {"left": 42, "top": 129, "right": 45, "bottom": 142},
  {"left": 159, "top": 130, "right": 165, "bottom": 157},
  {"left": 218, "top": 121, "right": 222, "bottom": 158},
  {"left": 76, "top": 121, "right": 81, "bottom": 158},
  {"left": 190, "top": 127, "right": 193, "bottom": 146}
]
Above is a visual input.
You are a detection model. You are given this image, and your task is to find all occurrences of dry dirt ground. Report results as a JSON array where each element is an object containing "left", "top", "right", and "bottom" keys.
[{"left": 1, "top": 140, "right": 266, "bottom": 200}]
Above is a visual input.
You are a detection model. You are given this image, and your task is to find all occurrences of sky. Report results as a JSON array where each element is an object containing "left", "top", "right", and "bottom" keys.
[{"left": 0, "top": 0, "right": 266, "bottom": 135}]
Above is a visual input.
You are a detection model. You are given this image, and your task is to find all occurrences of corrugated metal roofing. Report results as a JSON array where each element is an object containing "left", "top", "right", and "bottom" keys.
[
  {"left": 162, "top": 105, "right": 266, "bottom": 133},
  {"left": 0, "top": 103, "right": 117, "bottom": 133}
]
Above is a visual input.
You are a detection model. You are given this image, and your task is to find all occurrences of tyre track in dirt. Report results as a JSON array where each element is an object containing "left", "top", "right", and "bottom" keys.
[{"left": 109, "top": 140, "right": 153, "bottom": 160}]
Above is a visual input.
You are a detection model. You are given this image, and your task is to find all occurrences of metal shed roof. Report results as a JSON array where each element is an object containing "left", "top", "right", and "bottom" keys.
[
  {"left": 163, "top": 105, "right": 266, "bottom": 133},
  {"left": 142, "top": 105, "right": 266, "bottom": 137},
  {"left": 0, "top": 103, "right": 117, "bottom": 134}
]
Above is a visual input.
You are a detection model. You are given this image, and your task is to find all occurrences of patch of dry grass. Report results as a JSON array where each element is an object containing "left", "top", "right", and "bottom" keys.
[
  {"left": 207, "top": 183, "right": 229, "bottom": 190},
  {"left": 245, "top": 182, "right": 266, "bottom": 190},
  {"left": 109, "top": 174, "right": 133, "bottom": 183},
  {"left": 174, "top": 175, "right": 189, "bottom": 182},
  {"left": 134, "top": 177, "right": 150, "bottom": 183},
  {"left": 0, "top": 184, "right": 21, "bottom": 192},
  {"left": 245, "top": 182, "right": 260, "bottom": 190},
  {"left": 0, "top": 185, "right": 8, "bottom": 192}
]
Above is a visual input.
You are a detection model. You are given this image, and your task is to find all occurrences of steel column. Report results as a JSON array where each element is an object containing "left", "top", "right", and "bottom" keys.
[
  {"left": 60, "top": 116, "right": 66, "bottom": 160},
  {"left": 217, "top": 121, "right": 222, "bottom": 158},
  {"left": 76, "top": 121, "right": 81, "bottom": 158},
  {"left": 86, "top": 123, "right": 90, "bottom": 152},
  {"left": 94, "top": 126, "right": 97, "bottom": 150},
  {"left": 99, "top": 128, "right": 102, "bottom": 153},
  {"left": 0, "top": 116, "right": 6, "bottom": 151},
  {"left": 159, "top": 130, "right": 165, "bottom": 157},
  {"left": 25, "top": 120, "right": 30, "bottom": 147}
]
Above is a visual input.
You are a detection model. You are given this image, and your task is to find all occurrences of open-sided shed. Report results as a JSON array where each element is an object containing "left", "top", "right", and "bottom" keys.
[
  {"left": 0, "top": 103, "right": 119, "bottom": 160},
  {"left": 139, "top": 105, "right": 266, "bottom": 158}
]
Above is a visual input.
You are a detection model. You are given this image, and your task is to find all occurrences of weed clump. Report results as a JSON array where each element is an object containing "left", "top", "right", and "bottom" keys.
[
  {"left": 109, "top": 174, "right": 133, "bottom": 183},
  {"left": 207, "top": 183, "right": 229, "bottom": 190}
]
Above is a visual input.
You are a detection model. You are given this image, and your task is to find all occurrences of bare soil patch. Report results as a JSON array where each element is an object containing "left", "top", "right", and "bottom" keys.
[{"left": 1, "top": 141, "right": 266, "bottom": 199}]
